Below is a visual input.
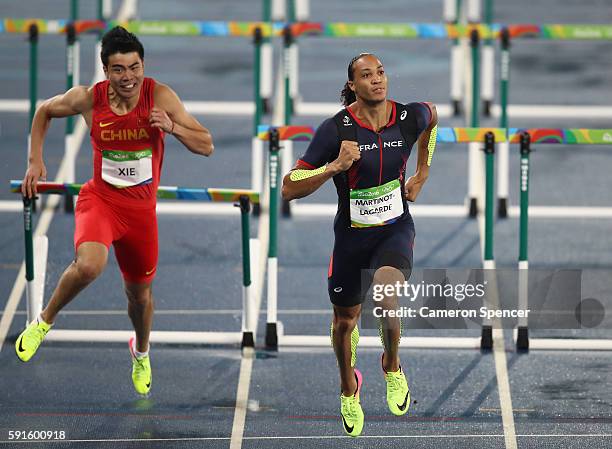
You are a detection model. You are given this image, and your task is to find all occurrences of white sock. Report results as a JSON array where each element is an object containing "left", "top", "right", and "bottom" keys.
[
  {"left": 36, "top": 313, "right": 52, "bottom": 327},
  {"left": 132, "top": 338, "right": 149, "bottom": 358}
]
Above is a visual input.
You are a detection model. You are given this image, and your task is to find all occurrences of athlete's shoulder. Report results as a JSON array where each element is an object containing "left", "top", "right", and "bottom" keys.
[
  {"left": 403, "top": 102, "right": 436, "bottom": 125},
  {"left": 63, "top": 85, "right": 95, "bottom": 112},
  {"left": 401, "top": 101, "right": 433, "bottom": 112},
  {"left": 153, "top": 81, "right": 181, "bottom": 107},
  {"left": 152, "top": 80, "right": 170, "bottom": 97},
  {"left": 317, "top": 116, "right": 341, "bottom": 137},
  {"left": 300, "top": 116, "right": 340, "bottom": 165}
]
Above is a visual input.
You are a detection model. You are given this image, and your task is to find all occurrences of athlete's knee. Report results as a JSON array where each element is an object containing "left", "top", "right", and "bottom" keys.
[
  {"left": 73, "top": 258, "right": 105, "bottom": 284},
  {"left": 333, "top": 306, "right": 360, "bottom": 334},
  {"left": 373, "top": 265, "right": 405, "bottom": 286},
  {"left": 73, "top": 242, "right": 107, "bottom": 283},
  {"left": 125, "top": 284, "right": 153, "bottom": 307}
]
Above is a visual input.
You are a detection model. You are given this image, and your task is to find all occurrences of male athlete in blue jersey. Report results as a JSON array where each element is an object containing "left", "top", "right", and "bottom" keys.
[{"left": 282, "top": 53, "right": 438, "bottom": 437}]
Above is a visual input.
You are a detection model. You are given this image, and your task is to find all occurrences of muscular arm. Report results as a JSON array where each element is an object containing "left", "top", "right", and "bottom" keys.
[
  {"left": 281, "top": 140, "right": 360, "bottom": 201},
  {"left": 153, "top": 83, "right": 213, "bottom": 156},
  {"left": 414, "top": 102, "right": 439, "bottom": 179},
  {"left": 23, "top": 86, "right": 93, "bottom": 197},
  {"left": 405, "top": 102, "right": 438, "bottom": 202},
  {"left": 281, "top": 162, "right": 342, "bottom": 201},
  {"left": 282, "top": 117, "right": 360, "bottom": 201}
]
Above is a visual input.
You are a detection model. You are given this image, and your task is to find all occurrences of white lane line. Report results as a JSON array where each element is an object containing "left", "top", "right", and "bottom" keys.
[
  {"left": 494, "top": 326, "right": 518, "bottom": 449},
  {"left": 476, "top": 146, "right": 517, "bottom": 449},
  {"left": 226, "top": 41, "right": 285, "bottom": 449},
  {"left": 1, "top": 434, "right": 611, "bottom": 444},
  {"left": 0, "top": 0, "right": 130, "bottom": 353},
  {"left": 229, "top": 347, "right": 255, "bottom": 449}
]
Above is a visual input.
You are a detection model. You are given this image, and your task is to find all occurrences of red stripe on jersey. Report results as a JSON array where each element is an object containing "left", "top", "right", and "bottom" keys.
[
  {"left": 346, "top": 101, "right": 397, "bottom": 132},
  {"left": 296, "top": 159, "right": 316, "bottom": 169},
  {"left": 378, "top": 134, "right": 383, "bottom": 185}
]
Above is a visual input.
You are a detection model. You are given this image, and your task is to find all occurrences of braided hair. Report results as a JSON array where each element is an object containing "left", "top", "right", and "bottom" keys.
[{"left": 340, "top": 53, "right": 373, "bottom": 106}]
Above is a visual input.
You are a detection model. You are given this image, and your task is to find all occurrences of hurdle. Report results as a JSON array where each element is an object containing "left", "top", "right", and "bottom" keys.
[
  {"left": 275, "top": 21, "right": 612, "bottom": 121},
  {"left": 510, "top": 130, "right": 612, "bottom": 352},
  {"left": 266, "top": 0, "right": 310, "bottom": 22},
  {"left": 494, "top": 24, "right": 612, "bottom": 217},
  {"left": 267, "top": 20, "right": 612, "bottom": 217},
  {"left": 10, "top": 180, "right": 261, "bottom": 348},
  {"left": 258, "top": 124, "right": 612, "bottom": 349},
  {"left": 0, "top": 18, "right": 276, "bottom": 210},
  {"left": 258, "top": 125, "right": 499, "bottom": 350},
  {"left": 1, "top": 0, "right": 128, "bottom": 215}
]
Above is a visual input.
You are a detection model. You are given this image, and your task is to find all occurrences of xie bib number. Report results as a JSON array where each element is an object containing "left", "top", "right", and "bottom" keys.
[
  {"left": 350, "top": 179, "right": 403, "bottom": 228},
  {"left": 102, "top": 149, "right": 153, "bottom": 188}
]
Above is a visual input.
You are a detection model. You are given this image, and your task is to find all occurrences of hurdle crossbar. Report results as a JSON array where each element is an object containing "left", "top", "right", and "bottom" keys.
[
  {"left": 258, "top": 127, "right": 612, "bottom": 350},
  {"left": 11, "top": 181, "right": 260, "bottom": 348},
  {"left": 3, "top": 19, "right": 271, "bottom": 210},
  {"left": 4, "top": 19, "right": 612, "bottom": 40},
  {"left": 257, "top": 125, "right": 612, "bottom": 145}
]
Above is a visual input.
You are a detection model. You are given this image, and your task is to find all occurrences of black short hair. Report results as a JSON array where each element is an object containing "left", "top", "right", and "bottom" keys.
[
  {"left": 100, "top": 26, "right": 144, "bottom": 67},
  {"left": 340, "top": 53, "right": 373, "bottom": 106}
]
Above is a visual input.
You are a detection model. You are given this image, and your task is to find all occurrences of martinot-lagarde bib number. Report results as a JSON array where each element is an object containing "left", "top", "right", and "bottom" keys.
[{"left": 350, "top": 178, "right": 403, "bottom": 228}]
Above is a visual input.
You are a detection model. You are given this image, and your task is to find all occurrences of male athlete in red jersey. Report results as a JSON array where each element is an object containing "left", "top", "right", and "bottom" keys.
[{"left": 16, "top": 27, "right": 213, "bottom": 395}]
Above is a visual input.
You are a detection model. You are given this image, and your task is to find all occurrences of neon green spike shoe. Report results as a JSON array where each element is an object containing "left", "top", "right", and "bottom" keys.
[
  {"left": 382, "top": 355, "right": 410, "bottom": 416},
  {"left": 340, "top": 369, "right": 364, "bottom": 437},
  {"left": 330, "top": 323, "right": 360, "bottom": 367},
  {"left": 129, "top": 337, "right": 152, "bottom": 396},
  {"left": 15, "top": 318, "right": 52, "bottom": 362}
]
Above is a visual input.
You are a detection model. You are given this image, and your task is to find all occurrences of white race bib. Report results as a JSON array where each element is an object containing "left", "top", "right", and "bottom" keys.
[
  {"left": 101, "top": 149, "right": 153, "bottom": 188},
  {"left": 350, "top": 179, "right": 403, "bottom": 228}
]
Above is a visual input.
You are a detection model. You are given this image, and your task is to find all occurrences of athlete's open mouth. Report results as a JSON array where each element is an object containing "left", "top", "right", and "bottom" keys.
[
  {"left": 373, "top": 87, "right": 385, "bottom": 94},
  {"left": 120, "top": 82, "right": 137, "bottom": 91}
]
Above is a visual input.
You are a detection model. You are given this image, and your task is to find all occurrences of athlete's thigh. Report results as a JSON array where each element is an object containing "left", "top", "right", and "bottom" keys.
[
  {"left": 369, "top": 215, "right": 415, "bottom": 275},
  {"left": 113, "top": 208, "right": 158, "bottom": 284},
  {"left": 74, "top": 186, "right": 115, "bottom": 251},
  {"left": 328, "top": 233, "right": 374, "bottom": 307}
]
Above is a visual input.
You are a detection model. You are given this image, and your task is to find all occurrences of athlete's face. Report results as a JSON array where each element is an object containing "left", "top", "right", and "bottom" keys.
[
  {"left": 349, "top": 55, "right": 387, "bottom": 105},
  {"left": 104, "top": 52, "right": 145, "bottom": 100}
]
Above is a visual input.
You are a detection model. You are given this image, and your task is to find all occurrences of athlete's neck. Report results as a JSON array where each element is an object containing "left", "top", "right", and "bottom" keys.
[
  {"left": 107, "top": 84, "right": 140, "bottom": 115},
  {"left": 350, "top": 99, "right": 391, "bottom": 132}
]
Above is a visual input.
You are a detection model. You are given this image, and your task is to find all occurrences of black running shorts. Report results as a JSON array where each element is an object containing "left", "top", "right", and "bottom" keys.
[{"left": 328, "top": 214, "right": 415, "bottom": 307}]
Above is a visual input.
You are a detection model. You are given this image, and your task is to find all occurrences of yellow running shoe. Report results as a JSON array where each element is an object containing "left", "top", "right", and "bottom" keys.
[
  {"left": 15, "top": 318, "right": 51, "bottom": 362},
  {"left": 382, "top": 355, "right": 410, "bottom": 416},
  {"left": 129, "top": 337, "right": 152, "bottom": 395},
  {"left": 340, "top": 369, "right": 364, "bottom": 437}
]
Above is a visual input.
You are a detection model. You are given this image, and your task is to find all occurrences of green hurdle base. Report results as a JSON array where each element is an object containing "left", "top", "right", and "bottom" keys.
[{"left": 12, "top": 180, "right": 259, "bottom": 348}]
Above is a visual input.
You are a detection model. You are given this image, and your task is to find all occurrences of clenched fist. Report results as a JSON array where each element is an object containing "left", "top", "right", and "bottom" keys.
[{"left": 330, "top": 140, "right": 360, "bottom": 172}]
